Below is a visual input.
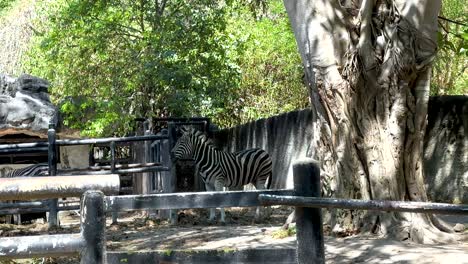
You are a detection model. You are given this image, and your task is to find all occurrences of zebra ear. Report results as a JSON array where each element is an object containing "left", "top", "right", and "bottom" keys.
[{"left": 179, "top": 125, "right": 194, "bottom": 134}]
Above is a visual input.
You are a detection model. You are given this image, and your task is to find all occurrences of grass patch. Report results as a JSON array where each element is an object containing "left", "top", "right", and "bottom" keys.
[{"left": 271, "top": 226, "right": 296, "bottom": 239}]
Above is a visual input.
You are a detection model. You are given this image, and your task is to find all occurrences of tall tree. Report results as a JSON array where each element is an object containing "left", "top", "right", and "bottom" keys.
[
  {"left": 26, "top": 0, "right": 241, "bottom": 136},
  {"left": 284, "top": 0, "right": 463, "bottom": 242}
]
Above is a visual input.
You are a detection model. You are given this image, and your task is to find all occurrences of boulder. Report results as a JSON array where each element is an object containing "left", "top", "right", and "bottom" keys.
[
  {"left": 0, "top": 74, "right": 57, "bottom": 137},
  {"left": 453, "top": 223, "right": 465, "bottom": 233}
]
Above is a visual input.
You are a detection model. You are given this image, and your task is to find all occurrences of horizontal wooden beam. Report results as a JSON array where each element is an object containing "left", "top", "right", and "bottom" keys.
[
  {"left": 0, "top": 205, "right": 80, "bottom": 216},
  {"left": 0, "top": 147, "right": 48, "bottom": 154},
  {"left": 105, "top": 189, "right": 294, "bottom": 212},
  {"left": 0, "top": 175, "right": 120, "bottom": 200},
  {"left": 107, "top": 248, "right": 296, "bottom": 264},
  {"left": 62, "top": 162, "right": 164, "bottom": 171},
  {"left": 0, "top": 234, "right": 83, "bottom": 259},
  {"left": 56, "top": 135, "right": 168, "bottom": 146},
  {"left": 153, "top": 117, "right": 210, "bottom": 122},
  {"left": 57, "top": 166, "right": 170, "bottom": 176},
  {"left": 259, "top": 195, "right": 468, "bottom": 215},
  {"left": 0, "top": 142, "right": 48, "bottom": 150},
  {"left": 0, "top": 201, "right": 45, "bottom": 209}
]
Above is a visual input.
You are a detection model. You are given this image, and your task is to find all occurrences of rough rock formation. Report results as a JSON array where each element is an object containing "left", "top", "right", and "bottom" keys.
[{"left": 0, "top": 74, "right": 57, "bottom": 137}]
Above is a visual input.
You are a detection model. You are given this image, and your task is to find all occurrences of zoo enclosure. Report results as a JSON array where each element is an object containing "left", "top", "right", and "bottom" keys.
[
  {"left": 1, "top": 160, "right": 466, "bottom": 263},
  {"left": 0, "top": 118, "right": 212, "bottom": 226}
]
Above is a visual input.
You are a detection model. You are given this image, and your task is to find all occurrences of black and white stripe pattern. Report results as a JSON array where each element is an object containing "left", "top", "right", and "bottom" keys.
[
  {"left": 3, "top": 163, "right": 49, "bottom": 177},
  {"left": 1, "top": 163, "right": 49, "bottom": 224},
  {"left": 171, "top": 128, "right": 272, "bottom": 222}
]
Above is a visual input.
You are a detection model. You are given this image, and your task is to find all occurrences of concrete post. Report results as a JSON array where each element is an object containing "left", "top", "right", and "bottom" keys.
[
  {"left": 47, "top": 123, "right": 58, "bottom": 228},
  {"left": 80, "top": 190, "right": 106, "bottom": 264},
  {"left": 293, "top": 159, "right": 324, "bottom": 264}
]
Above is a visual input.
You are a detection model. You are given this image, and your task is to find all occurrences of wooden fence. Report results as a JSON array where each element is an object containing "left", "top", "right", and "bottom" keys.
[
  {"left": 1, "top": 160, "right": 467, "bottom": 263},
  {"left": 0, "top": 119, "right": 211, "bottom": 226}
]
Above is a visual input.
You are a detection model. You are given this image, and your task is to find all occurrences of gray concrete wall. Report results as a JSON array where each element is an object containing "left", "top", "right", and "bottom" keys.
[
  {"left": 214, "top": 96, "right": 467, "bottom": 203},
  {"left": 59, "top": 145, "right": 90, "bottom": 169},
  {"left": 213, "top": 109, "right": 315, "bottom": 189},
  {"left": 424, "top": 96, "right": 467, "bottom": 203}
]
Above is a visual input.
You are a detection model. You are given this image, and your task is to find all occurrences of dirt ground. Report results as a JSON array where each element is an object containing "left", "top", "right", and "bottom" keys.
[{"left": 0, "top": 207, "right": 467, "bottom": 264}]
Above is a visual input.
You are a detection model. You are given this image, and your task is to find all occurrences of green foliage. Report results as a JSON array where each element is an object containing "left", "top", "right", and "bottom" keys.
[
  {"left": 432, "top": 0, "right": 467, "bottom": 95},
  {"left": 24, "top": 0, "right": 306, "bottom": 136},
  {"left": 225, "top": 1, "right": 308, "bottom": 123},
  {"left": 0, "top": 0, "right": 16, "bottom": 18},
  {"left": 26, "top": 0, "right": 241, "bottom": 136},
  {"left": 0, "top": 0, "right": 15, "bottom": 11}
]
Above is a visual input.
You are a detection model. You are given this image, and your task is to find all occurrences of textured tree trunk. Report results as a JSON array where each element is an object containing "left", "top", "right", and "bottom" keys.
[{"left": 284, "top": 0, "right": 461, "bottom": 243}]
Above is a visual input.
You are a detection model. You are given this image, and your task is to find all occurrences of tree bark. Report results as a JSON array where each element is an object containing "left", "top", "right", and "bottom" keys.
[{"left": 284, "top": 0, "right": 463, "bottom": 243}]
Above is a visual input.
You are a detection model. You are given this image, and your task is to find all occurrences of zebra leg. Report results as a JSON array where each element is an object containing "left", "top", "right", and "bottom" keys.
[
  {"left": 255, "top": 177, "right": 271, "bottom": 222},
  {"left": 14, "top": 213, "right": 21, "bottom": 225},
  {"left": 214, "top": 179, "right": 226, "bottom": 223},
  {"left": 254, "top": 183, "right": 263, "bottom": 222},
  {"left": 204, "top": 183, "right": 217, "bottom": 222}
]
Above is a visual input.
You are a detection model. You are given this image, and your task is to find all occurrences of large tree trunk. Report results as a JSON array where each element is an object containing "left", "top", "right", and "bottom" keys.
[{"left": 283, "top": 0, "right": 462, "bottom": 243}]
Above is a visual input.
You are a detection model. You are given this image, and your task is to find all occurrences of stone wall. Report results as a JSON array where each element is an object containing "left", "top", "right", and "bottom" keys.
[
  {"left": 213, "top": 96, "right": 467, "bottom": 203},
  {"left": 424, "top": 96, "right": 467, "bottom": 203},
  {"left": 213, "top": 109, "right": 314, "bottom": 189}
]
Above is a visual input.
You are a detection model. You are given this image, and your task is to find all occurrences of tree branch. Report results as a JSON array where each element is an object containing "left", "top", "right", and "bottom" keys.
[
  {"left": 357, "top": 0, "right": 375, "bottom": 70},
  {"left": 438, "top": 20, "right": 465, "bottom": 39},
  {"left": 438, "top": 16, "right": 468, "bottom": 27},
  {"left": 90, "top": 15, "right": 143, "bottom": 34},
  {"left": 158, "top": 0, "right": 167, "bottom": 16},
  {"left": 140, "top": 0, "right": 145, "bottom": 32}
]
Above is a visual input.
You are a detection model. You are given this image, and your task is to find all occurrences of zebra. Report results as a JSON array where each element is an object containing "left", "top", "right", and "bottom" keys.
[
  {"left": 2, "top": 163, "right": 49, "bottom": 177},
  {"left": 1, "top": 163, "right": 49, "bottom": 224},
  {"left": 171, "top": 127, "right": 272, "bottom": 223}
]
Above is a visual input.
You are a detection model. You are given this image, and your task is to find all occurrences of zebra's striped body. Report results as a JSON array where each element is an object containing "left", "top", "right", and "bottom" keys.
[
  {"left": 3, "top": 163, "right": 49, "bottom": 177},
  {"left": 1, "top": 163, "right": 49, "bottom": 224},
  {"left": 171, "top": 129, "right": 272, "bottom": 222}
]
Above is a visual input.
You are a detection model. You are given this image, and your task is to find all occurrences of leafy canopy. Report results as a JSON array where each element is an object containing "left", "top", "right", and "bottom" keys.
[
  {"left": 26, "top": 0, "right": 241, "bottom": 136},
  {"left": 25, "top": 0, "right": 307, "bottom": 136}
]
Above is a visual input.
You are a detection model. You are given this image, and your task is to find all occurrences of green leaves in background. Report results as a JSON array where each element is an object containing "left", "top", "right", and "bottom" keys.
[
  {"left": 24, "top": 0, "right": 306, "bottom": 136},
  {"left": 26, "top": 0, "right": 242, "bottom": 136},
  {"left": 432, "top": 0, "right": 467, "bottom": 95}
]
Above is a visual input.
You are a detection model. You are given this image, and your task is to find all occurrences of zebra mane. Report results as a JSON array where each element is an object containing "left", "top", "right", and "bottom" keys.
[{"left": 191, "top": 130, "right": 215, "bottom": 146}]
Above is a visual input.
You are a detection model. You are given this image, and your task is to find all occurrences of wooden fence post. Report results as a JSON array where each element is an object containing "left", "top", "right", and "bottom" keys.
[
  {"left": 110, "top": 141, "right": 118, "bottom": 224},
  {"left": 110, "top": 141, "right": 116, "bottom": 174},
  {"left": 143, "top": 120, "right": 152, "bottom": 195},
  {"left": 80, "top": 190, "right": 106, "bottom": 264},
  {"left": 47, "top": 123, "right": 58, "bottom": 228},
  {"left": 168, "top": 122, "right": 177, "bottom": 224},
  {"left": 293, "top": 159, "right": 324, "bottom": 264}
]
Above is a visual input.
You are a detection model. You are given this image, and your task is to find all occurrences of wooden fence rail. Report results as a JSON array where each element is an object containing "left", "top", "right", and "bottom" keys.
[
  {"left": 0, "top": 190, "right": 106, "bottom": 264},
  {"left": 258, "top": 195, "right": 468, "bottom": 215},
  {"left": 0, "top": 174, "right": 120, "bottom": 200},
  {"left": 0, "top": 160, "right": 466, "bottom": 263},
  {"left": 105, "top": 189, "right": 294, "bottom": 211}
]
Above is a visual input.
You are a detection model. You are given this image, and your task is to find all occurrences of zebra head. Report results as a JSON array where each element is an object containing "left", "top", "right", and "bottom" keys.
[{"left": 171, "top": 128, "right": 195, "bottom": 160}]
